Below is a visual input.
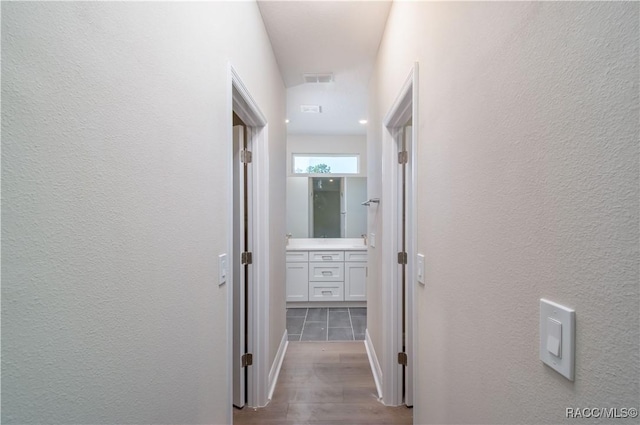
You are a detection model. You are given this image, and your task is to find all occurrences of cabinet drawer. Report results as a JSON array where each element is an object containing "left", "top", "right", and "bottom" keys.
[
  {"left": 309, "top": 251, "right": 344, "bottom": 262},
  {"left": 309, "top": 282, "right": 344, "bottom": 302},
  {"left": 345, "top": 251, "right": 367, "bottom": 262},
  {"left": 309, "top": 262, "right": 344, "bottom": 281},
  {"left": 286, "top": 251, "right": 309, "bottom": 262}
]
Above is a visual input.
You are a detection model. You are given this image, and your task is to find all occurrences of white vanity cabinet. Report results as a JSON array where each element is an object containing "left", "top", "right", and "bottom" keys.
[
  {"left": 344, "top": 251, "right": 367, "bottom": 301},
  {"left": 286, "top": 251, "right": 309, "bottom": 302},
  {"left": 286, "top": 248, "right": 367, "bottom": 304}
]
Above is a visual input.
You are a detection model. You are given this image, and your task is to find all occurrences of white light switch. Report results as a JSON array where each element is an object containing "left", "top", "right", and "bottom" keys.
[
  {"left": 540, "top": 299, "right": 575, "bottom": 380},
  {"left": 546, "top": 318, "right": 562, "bottom": 357},
  {"left": 218, "top": 254, "right": 228, "bottom": 286},
  {"left": 369, "top": 233, "right": 376, "bottom": 248},
  {"left": 416, "top": 253, "right": 425, "bottom": 285}
]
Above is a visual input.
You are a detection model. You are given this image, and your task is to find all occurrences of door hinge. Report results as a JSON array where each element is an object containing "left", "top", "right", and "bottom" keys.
[
  {"left": 241, "top": 150, "right": 252, "bottom": 164},
  {"left": 397, "top": 352, "right": 408, "bottom": 366},
  {"left": 397, "top": 252, "right": 407, "bottom": 265},
  {"left": 241, "top": 353, "right": 253, "bottom": 367},
  {"left": 398, "top": 151, "right": 408, "bottom": 164},
  {"left": 241, "top": 251, "right": 253, "bottom": 265}
]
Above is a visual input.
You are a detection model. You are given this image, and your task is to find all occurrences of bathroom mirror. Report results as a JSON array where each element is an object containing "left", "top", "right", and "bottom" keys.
[{"left": 286, "top": 176, "right": 367, "bottom": 238}]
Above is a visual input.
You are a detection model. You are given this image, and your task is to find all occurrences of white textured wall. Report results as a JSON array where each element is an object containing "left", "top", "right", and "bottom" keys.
[
  {"left": 369, "top": 1, "right": 639, "bottom": 423},
  {"left": 1, "top": 2, "right": 285, "bottom": 424}
]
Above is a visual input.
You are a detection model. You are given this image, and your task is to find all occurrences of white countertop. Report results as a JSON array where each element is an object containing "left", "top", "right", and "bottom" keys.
[{"left": 286, "top": 238, "right": 367, "bottom": 251}]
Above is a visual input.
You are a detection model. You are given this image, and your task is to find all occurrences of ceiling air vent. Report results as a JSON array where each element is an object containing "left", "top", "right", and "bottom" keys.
[
  {"left": 301, "top": 105, "right": 322, "bottom": 114},
  {"left": 303, "top": 73, "right": 334, "bottom": 84}
]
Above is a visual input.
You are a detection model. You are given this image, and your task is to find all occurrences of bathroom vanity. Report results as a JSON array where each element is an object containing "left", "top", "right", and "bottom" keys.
[{"left": 286, "top": 238, "right": 367, "bottom": 307}]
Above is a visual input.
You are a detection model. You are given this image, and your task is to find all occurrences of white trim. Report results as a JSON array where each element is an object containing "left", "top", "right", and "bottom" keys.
[
  {"left": 252, "top": 124, "right": 271, "bottom": 407},
  {"left": 383, "top": 70, "right": 414, "bottom": 128},
  {"left": 268, "top": 330, "right": 289, "bottom": 401},
  {"left": 380, "top": 63, "right": 419, "bottom": 407},
  {"left": 365, "top": 329, "right": 384, "bottom": 400},
  {"left": 229, "top": 64, "right": 271, "bottom": 411},
  {"left": 407, "top": 63, "right": 419, "bottom": 409},
  {"left": 232, "top": 70, "right": 267, "bottom": 127},
  {"left": 226, "top": 64, "right": 234, "bottom": 425}
]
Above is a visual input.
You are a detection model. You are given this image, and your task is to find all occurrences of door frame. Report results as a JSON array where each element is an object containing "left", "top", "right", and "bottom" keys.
[
  {"left": 227, "top": 64, "right": 271, "bottom": 417},
  {"left": 232, "top": 123, "right": 247, "bottom": 409},
  {"left": 381, "top": 62, "right": 418, "bottom": 406}
]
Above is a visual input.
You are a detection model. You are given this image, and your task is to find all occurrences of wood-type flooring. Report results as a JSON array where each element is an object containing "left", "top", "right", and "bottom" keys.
[{"left": 233, "top": 341, "right": 412, "bottom": 425}]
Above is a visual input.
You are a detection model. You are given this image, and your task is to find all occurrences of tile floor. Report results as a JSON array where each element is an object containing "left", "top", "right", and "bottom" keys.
[{"left": 286, "top": 307, "right": 366, "bottom": 342}]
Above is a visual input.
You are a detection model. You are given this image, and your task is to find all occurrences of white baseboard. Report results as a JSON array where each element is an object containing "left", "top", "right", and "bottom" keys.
[
  {"left": 364, "top": 329, "right": 383, "bottom": 400},
  {"left": 268, "top": 329, "right": 289, "bottom": 401}
]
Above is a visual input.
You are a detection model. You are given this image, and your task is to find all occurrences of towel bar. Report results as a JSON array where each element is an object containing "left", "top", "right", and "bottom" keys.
[{"left": 361, "top": 198, "right": 380, "bottom": 206}]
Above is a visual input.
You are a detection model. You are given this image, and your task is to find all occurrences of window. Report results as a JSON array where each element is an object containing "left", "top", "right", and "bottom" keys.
[{"left": 292, "top": 154, "right": 359, "bottom": 174}]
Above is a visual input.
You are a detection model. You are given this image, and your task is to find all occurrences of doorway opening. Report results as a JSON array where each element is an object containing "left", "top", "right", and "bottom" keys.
[
  {"left": 232, "top": 112, "right": 250, "bottom": 409},
  {"left": 381, "top": 63, "right": 418, "bottom": 407}
]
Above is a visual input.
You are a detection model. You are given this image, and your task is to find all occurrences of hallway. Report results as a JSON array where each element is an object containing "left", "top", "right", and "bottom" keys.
[
  {"left": 233, "top": 342, "right": 412, "bottom": 424},
  {"left": 3, "top": 2, "right": 638, "bottom": 424}
]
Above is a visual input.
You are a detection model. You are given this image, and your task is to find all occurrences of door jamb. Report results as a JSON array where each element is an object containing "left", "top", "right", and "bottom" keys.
[
  {"left": 228, "top": 64, "right": 271, "bottom": 420},
  {"left": 381, "top": 62, "right": 418, "bottom": 406}
]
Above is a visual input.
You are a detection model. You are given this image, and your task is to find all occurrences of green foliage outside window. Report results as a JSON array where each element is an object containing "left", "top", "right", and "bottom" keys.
[{"left": 306, "top": 164, "right": 331, "bottom": 174}]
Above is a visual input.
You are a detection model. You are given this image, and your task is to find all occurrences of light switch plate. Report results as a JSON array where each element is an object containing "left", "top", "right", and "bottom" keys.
[
  {"left": 416, "top": 253, "right": 425, "bottom": 285},
  {"left": 218, "top": 254, "right": 228, "bottom": 286},
  {"left": 369, "top": 233, "right": 376, "bottom": 248},
  {"left": 540, "top": 299, "right": 575, "bottom": 380}
]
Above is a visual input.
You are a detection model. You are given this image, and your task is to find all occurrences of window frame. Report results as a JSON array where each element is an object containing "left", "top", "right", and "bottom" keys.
[{"left": 291, "top": 153, "right": 360, "bottom": 176}]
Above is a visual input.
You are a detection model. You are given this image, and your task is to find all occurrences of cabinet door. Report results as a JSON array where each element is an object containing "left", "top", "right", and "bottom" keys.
[
  {"left": 344, "top": 262, "right": 367, "bottom": 301},
  {"left": 286, "top": 263, "right": 309, "bottom": 302}
]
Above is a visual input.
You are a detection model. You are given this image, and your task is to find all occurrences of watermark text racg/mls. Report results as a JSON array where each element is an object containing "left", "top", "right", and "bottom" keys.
[{"left": 566, "top": 407, "right": 638, "bottom": 419}]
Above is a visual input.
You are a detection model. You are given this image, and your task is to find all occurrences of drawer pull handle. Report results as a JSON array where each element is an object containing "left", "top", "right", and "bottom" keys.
[
  {"left": 322, "top": 290, "right": 332, "bottom": 295},
  {"left": 322, "top": 255, "right": 332, "bottom": 260},
  {"left": 322, "top": 271, "right": 332, "bottom": 276}
]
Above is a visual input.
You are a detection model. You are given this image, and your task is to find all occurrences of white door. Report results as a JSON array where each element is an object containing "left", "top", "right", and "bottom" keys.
[
  {"left": 396, "top": 123, "right": 414, "bottom": 407},
  {"left": 383, "top": 65, "right": 417, "bottom": 408},
  {"left": 403, "top": 124, "right": 413, "bottom": 407}
]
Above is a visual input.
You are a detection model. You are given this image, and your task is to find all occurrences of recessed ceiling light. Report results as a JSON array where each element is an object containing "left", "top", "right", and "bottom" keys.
[
  {"left": 285, "top": 119, "right": 290, "bottom": 124},
  {"left": 359, "top": 119, "right": 368, "bottom": 124}
]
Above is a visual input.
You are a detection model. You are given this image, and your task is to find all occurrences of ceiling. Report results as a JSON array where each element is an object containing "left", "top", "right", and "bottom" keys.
[{"left": 257, "top": 1, "right": 392, "bottom": 135}]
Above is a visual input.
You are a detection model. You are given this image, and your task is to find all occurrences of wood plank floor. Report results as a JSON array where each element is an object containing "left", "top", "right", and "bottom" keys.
[{"left": 233, "top": 341, "right": 412, "bottom": 425}]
